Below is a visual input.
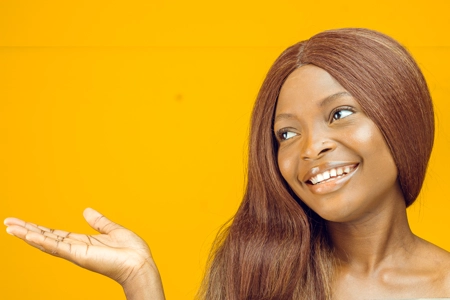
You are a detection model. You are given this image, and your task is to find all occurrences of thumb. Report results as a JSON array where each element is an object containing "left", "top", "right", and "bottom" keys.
[{"left": 83, "top": 208, "right": 123, "bottom": 234}]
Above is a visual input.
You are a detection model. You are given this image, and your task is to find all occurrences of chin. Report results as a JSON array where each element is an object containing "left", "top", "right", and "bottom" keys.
[{"left": 306, "top": 200, "right": 365, "bottom": 223}]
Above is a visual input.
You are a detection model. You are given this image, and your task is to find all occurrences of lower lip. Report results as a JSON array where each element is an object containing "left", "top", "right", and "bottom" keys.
[{"left": 306, "top": 165, "right": 359, "bottom": 195}]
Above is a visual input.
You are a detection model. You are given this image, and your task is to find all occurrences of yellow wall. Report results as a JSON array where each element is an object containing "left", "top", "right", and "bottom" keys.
[{"left": 1, "top": 1, "right": 449, "bottom": 299}]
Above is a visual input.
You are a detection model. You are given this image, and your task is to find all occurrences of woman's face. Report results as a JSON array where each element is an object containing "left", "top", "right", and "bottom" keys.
[{"left": 274, "top": 65, "right": 403, "bottom": 223}]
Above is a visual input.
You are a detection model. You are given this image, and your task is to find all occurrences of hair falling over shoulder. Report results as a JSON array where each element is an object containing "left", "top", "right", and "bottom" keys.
[{"left": 197, "top": 28, "right": 434, "bottom": 300}]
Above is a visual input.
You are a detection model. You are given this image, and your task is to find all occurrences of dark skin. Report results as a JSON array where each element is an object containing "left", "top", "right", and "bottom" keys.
[
  {"left": 4, "top": 208, "right": 165, "bottom": 300},
  {"left": 4, "top": 65, "right": 450, "bottom": 299},
  {"left": 274, "top": 65, "right": 450, "bottom": 299}
]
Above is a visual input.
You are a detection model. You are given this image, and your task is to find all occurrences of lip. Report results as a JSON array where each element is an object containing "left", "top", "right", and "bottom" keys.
[
  {"left": 302, "top": 162, "right": 359, "bottom": 182},
  {"left": 302, "top": 162, "right": 360, "bottom": 195}
]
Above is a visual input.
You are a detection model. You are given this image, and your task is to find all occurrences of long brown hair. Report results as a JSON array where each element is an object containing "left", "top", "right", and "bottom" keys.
[{"left": 199, "top": 28, "right": 434, "bottom": 299}]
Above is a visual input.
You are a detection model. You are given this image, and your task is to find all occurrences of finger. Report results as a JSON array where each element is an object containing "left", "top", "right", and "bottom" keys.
[
  {"left": 25, "top": 230, "right": 115, "bottom": 272},
  {"left": 4, "top": 217, "right": 39, "bottom": 229},
  {"left": 5, "top": 225, "right": 84, "bottom": 256},
  {"left": 25, "top": 230, "right": 85, "bottom": 258},
  {"left": 27, "top": 224, "right": 73, "bottom": 239},
  {"left": 4, "top": 217, "right": 73, "bottom": 238},
  {"left": 4, "top": 217, "right": 25, "bottom": 226},
  {"left": 5, "top": 220, "right": 45, "bottom": 236},
  {"left": 5, "top": 219, "right": 111, "bottom": 248},
  {"left": 6, "top": 225, "right": 84, "bottom": 246},
  {"left": 83, "top": 208, "right": 123, "bottom": 234}
]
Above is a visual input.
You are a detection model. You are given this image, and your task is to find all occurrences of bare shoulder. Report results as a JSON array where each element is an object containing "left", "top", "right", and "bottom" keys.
[{"left": 415, "top": 237, "right": 450, "bottom": 293}]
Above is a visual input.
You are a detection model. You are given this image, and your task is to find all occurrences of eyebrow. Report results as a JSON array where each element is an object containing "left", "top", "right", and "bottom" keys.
[
  {"left": 274, "top": 91, "right": 352, "bottom": 123},
  {"left": 319, "top": 91, "right": 352, "bottom": 107}
]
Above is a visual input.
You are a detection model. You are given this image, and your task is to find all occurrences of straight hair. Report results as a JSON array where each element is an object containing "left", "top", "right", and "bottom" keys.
[{"left": 198, "top": 28, "right": 434, "bottom": 299}]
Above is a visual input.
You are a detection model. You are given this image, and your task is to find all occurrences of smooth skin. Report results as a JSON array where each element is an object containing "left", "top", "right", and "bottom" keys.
[
  {"left": 275, "top": 65, "right": 450, "bottom": 299},
  {"left": 4, "top": 208, "right": 165, "bottom": 300},
  {"left": 4, "top": 65, "right": 450, "bottom": 299}
]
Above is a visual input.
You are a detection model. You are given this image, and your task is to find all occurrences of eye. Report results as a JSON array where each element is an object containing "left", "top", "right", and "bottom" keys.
[
  {"left": 331, "top": 107, "right": 355, "bottom": 122},
  {"left": 276, "top": 129, "right": 298, "bottom": 141}
]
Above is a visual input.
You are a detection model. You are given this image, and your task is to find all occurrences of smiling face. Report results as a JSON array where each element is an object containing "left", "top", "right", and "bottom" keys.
[{"left": 274, "top": 65, "right": 404, "bottom": 223}]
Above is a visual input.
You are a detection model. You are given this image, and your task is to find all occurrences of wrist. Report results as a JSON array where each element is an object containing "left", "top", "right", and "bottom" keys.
[{"left": 122, "top": 260, "right": 165, "bottom": 300}]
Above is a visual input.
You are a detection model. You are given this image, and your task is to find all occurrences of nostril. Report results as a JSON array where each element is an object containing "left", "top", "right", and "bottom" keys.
[
  {"left": 301, "top": 140, "right": 335, "bottom": 161},
  {"left": 319, "top": 147, "right": 332, "bottom": 155}
]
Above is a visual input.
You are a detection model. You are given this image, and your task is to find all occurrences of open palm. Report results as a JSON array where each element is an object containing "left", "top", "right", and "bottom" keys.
[{"left": 4, "top": 208, "right": 158, "bottom": 287}]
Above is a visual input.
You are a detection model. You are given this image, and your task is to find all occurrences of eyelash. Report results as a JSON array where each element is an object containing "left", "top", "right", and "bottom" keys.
[
  {"left": 275, "top": 106, "right": 356, "bottom": 142},
  {"left": 276, "top": 128, "right": 298, "bottom": 142},
  {"left": 330, "top": 106, "right": 355, "bottom": 122}
]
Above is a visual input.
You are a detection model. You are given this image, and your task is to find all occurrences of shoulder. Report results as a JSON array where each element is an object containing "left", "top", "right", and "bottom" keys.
[
  {"left": 415, "top": 237, "right": 450, "bottom": 293},
  {"left": 439, "top": 251, "right": 450, "bottom": 293}
]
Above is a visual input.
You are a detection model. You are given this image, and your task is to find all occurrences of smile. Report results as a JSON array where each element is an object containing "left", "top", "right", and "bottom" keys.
[{"left": 307, "top": 164, "right": 358, "bottom": 185}]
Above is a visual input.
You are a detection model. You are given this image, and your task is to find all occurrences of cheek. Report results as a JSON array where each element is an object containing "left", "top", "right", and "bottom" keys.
[
  {"left": 348, "top": 121, "right": 398, "bottom": 180},
  {"left": 277, "top": 148, "right": 299, "bottom": 184},
  {"left": 347, "top": 121, "right": 387, "bottom": 156},
  {"left": 347, "top": 121, "right": 378, "bottom": 145}
]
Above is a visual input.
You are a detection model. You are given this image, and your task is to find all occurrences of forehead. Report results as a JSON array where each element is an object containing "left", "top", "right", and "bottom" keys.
[{"left": 276, "top": 65, "right": 348, "bottom": 113}]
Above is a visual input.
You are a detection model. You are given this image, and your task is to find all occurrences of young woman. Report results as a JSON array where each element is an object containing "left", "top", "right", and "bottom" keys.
[{"left": 5, "top": 28, "right": 450, "bottom": 299}]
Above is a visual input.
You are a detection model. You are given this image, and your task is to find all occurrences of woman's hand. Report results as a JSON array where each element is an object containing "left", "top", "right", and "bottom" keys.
[{"left": 4, "top": 208, "right": 165, "bottom": 300}]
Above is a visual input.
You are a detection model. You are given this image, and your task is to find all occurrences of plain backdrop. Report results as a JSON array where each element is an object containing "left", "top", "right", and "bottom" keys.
[{"left": 1, "top": 0, "right": 449, "bottom": 299}]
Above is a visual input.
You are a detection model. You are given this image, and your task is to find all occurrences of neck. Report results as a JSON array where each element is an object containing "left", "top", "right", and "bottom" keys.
[{"left": 326, "top": 187, "right": 417, "bottom": 274}]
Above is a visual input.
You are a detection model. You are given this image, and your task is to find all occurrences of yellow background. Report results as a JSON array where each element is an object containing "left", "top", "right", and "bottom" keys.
[{"left": 1, "top": 0, "right": 449, "bottom": 299}]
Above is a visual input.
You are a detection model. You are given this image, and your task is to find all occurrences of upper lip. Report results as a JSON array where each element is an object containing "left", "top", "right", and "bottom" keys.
[{"left": 302, "top": 161, "right": 359, "bottom": 183}]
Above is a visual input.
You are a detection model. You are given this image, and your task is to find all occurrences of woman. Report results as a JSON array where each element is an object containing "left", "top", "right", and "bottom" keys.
[{"left": 5, "top": 28, "right": 450, "bottom": 299}]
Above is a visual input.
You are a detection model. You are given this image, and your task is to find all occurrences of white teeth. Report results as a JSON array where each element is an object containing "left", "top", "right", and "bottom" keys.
[
  {"left": 308, "top": 165, "right": 355, "bottom": 185},
  {"left": 317, "top": 174, "right": 324, "bottom": 182},
  {"left": 330, "top": 169, "right": 337, "bottom": 177}
]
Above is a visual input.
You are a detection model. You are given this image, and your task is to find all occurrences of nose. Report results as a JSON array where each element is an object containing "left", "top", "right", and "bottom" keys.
[{"left": 300, "top": 129, "right": 336, "bottom": 160}]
